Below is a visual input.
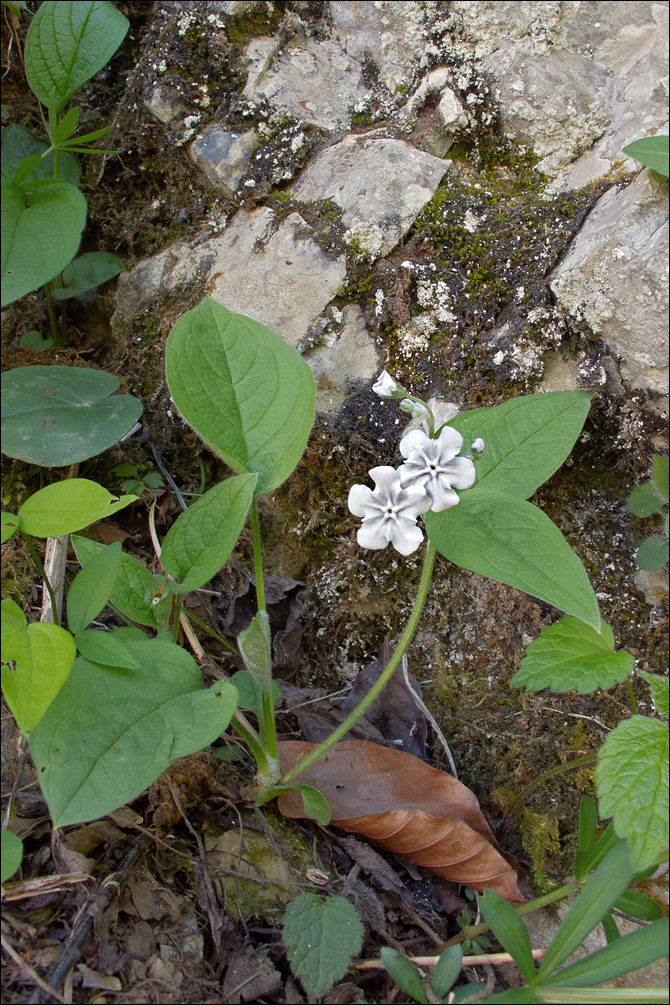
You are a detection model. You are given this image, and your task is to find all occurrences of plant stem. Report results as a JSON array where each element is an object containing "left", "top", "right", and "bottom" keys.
[
  {"left": 44, "top": 283, "right": 62, "bottom": 346},
  {"left": 180, "top": 607, "right": 238, "bottom": 655},
  {"left": 172, "top": 593, "right": 183, "bottom": 643},
  {"left": 279, "top": 542, "right": 437, "bottom": 786},
  {"left": 626, "top": 678, "right": 638, "bottom": 716},
  {"left": 442, "top": 882, "right": 579, "bottom": 948},
  {"left": 514, "top": 754, "right": 598, "bottom": 804},
  {"left": 24, "top": 535, "right": 60, "bottom": 627},
  {"left": 248, "top": 498, "right": 278, "bottom": 765},
  {"left": 230, "top": 713, "right": 276, "bottom": 784},
  {"left": 250, "top": 499, "right": 266, "bottom": 612}
]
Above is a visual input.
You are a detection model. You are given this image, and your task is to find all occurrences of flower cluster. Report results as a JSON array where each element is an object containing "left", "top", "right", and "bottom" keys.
[{"left": 348, "top": 374, "right": 481, "bottom": 554}]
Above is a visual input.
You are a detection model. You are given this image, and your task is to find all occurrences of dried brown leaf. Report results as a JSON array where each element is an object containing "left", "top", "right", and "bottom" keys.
[{"left": 277, "top": 740, "right": 524, "bottom": 904}]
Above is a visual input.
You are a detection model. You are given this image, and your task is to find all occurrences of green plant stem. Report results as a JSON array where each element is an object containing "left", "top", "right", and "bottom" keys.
[
  {"left": 250, "top": 499, "right": 266, "bottom": 612},
  {"left": 279, "top": 542, "right": 437, "bottom": 787},
  {"left": 172, "top": 594, "right": 183, "bottom": 643},
  {"left": 626, "top": 678, "right": 638, "bottom": 716},
  {"left": 23, "top": 535, "right": 59, "bottom": 627},
  {"left": 230, "top": 712, "right": 276, "bottom": 785},
  {"left": 514, "top": 754, "right": 598, "bottom": 804},
  {"left": 181, "top": 607, "right": 238, "bottom": 655},
  {"left": 442, "top": 882, "right": 580, "bottom": 949},
  {"left": 44, "top": 283, "right": 62, "bottom": 347}
]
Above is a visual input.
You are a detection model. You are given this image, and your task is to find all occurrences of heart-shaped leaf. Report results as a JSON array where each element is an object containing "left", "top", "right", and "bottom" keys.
[
  {"left": 18, "top": 479, "right": 137, "bottom": 537},
  {"left": 1, "top": 175, "right": 86, "bottom": 307},
  {"left": 51, "top": 251, "right": 124, "bottom": 300},
  {"left": 1, "top": 365, "right": 142, "bottom": 467},
  {"left": 165, "top": 297, "right": 315, "bottom": 495}
]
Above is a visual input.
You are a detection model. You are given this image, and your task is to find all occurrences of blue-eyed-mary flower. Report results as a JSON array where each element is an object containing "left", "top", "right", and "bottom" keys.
[
  {"left": 398, "top": 426, "right": 476, "bottom": 512},
  {"left": 372, "top": 371, "right": 402, "bottom": 398},
  {"left": 348, "top": 466, "right": 432, "bottom": 555}
]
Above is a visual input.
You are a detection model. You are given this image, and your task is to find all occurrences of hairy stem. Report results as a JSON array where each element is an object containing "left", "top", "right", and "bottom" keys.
[
  {"left": 250, "top": 499, "right": 265, "bottom": 612},
  {"left": 279, "top": 542, "right": 437, "bottom": 786}
]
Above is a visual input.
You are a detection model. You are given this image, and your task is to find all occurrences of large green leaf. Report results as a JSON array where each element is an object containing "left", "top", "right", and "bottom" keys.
[
  {"left": 1, "top": 175, "right": 86, "bottom": 306},
  {"left": 18, "top": 479, "right": 137, "bottom": 537},
  {"left": 1, "top": 597, "right": 76, "bottom": 733},
  {"left": 283, "top": 893, "right": 364, "bottom": 998},
  {"left": 1, "top": 365, "right": 142, "bottom": 467},
  {"left": 165, "top": 297, "right": 316, "bottom": 495},
  {"left": 1, "top": 123, "right": 81, "bottom": 186},
  {"left": 447, "top": 392, "right": 592, "bottom": 500},
  {"left": 425, "top": 497, "right": 600, "bottom": 628},
  {"left": 51, "top": 251, "right": 123, "bottom": 300},
  {"left": 66, "top": 541, "right": 122, "bottom": 634},
  {"left": 24, "top": 0, "right": 129, "bottom": 112},
  {"left": 161, "top": 474, "right": 257, "bottom": 592},
  {"left": 623, "top": 135, "right": 669, "bottom": 178},
  {"left": 29, "top": 633, "right": 238, "bottom": 826},
  {"left": 595, "top": 717, "right": 669, "bottom": 872},
  {"left": 512, "top": 618, "right": 633, "bottom": 693},
  {"left": 72, "top": 535, "right": 163, "bottom": 626}
]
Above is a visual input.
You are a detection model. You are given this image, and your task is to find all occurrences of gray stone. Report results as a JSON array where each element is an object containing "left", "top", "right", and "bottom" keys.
[
  {"left": 481, "top": 45, "right": 614, "bottom": 177},
  {"left": 329, "top": 0, "right": 428, "bottom": 94},
  {"left": 290, "top": 134, "right": 449, "bottom": 258},
  {"left": 190, "top": 127, "right": 257, "bottom": 196},
  {"left": 305, "top": 305, "right": 380, "bottom": 413},
  {"left": 550, "top": 169, "right": 669, "bottom": 395},
  {"left": 144, "top": 84, "right": 187, "bottom": 125},
  {"left": 243, "top": 32, "right": 369, "bottom": 134},
  {"left": 114, "top": 207, "right": 347, "bottom": 350}
]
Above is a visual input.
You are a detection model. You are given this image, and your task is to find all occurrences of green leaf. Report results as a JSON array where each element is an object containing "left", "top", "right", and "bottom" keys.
[
  {"left": 283, "top": 893, "right": 364, "bottom": 998},
  {"left": 299, "top": 785, "right": 331, "bottom": 826},
  {"left": 636, "top": 671, "right": 669, "bottom": 718},
  {"left": 29, "top": 635, "right": 238, "bottom": 826},
  {"left": 612, "top": 890, "right": 664, "bottom": 922},
  {"left": 511, "top": 618, "right": 632, "bottom": 693},
  {"left": 1, "top": 512, "right": 19, "bottom": 543},
  {"left": 72, "top": 535, "right": 163, "bottom": 627},
  {"left": 536, "top": 842, "right": 634, "bottom": 981},
  {"left": 66, "top": 541, "right": 122, "bottom": 634},
  {"left": 544, "top": 919, "right": 669, "bottom": 988},
  {"left": 165, "top": 297, "right": 316, "bottom": 495},
  {"left": 1, "top": 597, "right": 76, "bottom": 733},
  {"left": 1, "top": 365, "right": 143, "bottom": 467},
  {"left": 1, "top": 830, "right": 23, "bottom": 883},
  {"left": 380, "top": 948, "right": 429, "bottom": 1004},
  {"left": 652, "top": 456, "right": 669, "bottom": 501},
  {"left": 51, "top": 251, "right": 124, "bottom": 299},
  {"left": 24, "top": 0, "right": 129, "bottom": 112},
  {"left": 431, "top": 945, "right": 463, "bottom": 999},
  {"left": 74, "top": 629, "right": 141, "bottom": 670},
  {"left": 536, "top": 990, "right": 669, "bottom": 1003},
  {"left": 595, "top": 717, "right": 669, "bottom": 872},
  {"left": 578, "top": 795, "right": 598, "bottom": 853},
  {"left": 18, "top": 331, "right": 53, "bottom": 350},
  {"left": 1, "top": 175, "right": 86, "bottom": 307},
  {"left": 18, "top": 479, "right": 137, "bottom": 537},
  {"left": 483, "top": 990, "right": 540, "bottom": 1003},
  {"left": 161, "top": 474, "right": 257, "bottom": 592},
  {"left": 451, "top": 982, "right": 487, "bottom": 1003},
  {"left": 238, "top": 611, "right": 272, "bottom": 691},
  {"left": 636, "top": 537, "right": 669, "bottom": 572},
  {"left": 229, "top": 670, "right": 281, "bottom": 716},
  {"left": 600, "top": 911, "right": 620, "bottom": 944},
  {"left": 574, "top": 824, "right": 621, "bottom": 879},
  {"left": 627, "top": 483, "right": 665, "bottom": 517},
  {"left": 425, "top": 498, "right": 600, "bottom": 629},
  {"left": 448, "top": 392, "right": 592, "bottom": 500},
  {"left": 1, "top": 123, "right": 81, "bottom": 186},
  {"left": 479, "top": 890, "right": 536, "bottom": 983},
  {"left": 623, "top": 135, "right": 669, "bottom": 178}
]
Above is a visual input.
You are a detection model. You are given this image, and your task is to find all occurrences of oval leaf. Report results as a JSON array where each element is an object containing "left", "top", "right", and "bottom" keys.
[
  {"left": 51, "top": 251, "right": 124, "bottom": 300},
  {"left": 1, "top": 830, "right": 24, "bottom": 883},
  {"left": 1, "top": 512, "right": 19, "bottom": 544},
  {"left": 67, "top": 541, "right": 122, "bottom": 634},
  {"left": 511, "top": 617, "right": 633, "bottom": 693},
  {"left": 299, "top": 785, "right": 331, "bottom": 826},
  {"left": 425, "top": 497, "right": 600, "bottom": 629},
  {"left": 448, "top": 391, "right": 592, "bottom": 500},
  {"left": 636, "top": 536, "right": 669, "bottom": 572},
  {"left": 72, "top": 535, "right": 163, "bottom": 627},
  {"left": 18, "top": 479, "right": 137, "bottom": 537},
  {"left": 165, "top": 297, "right": 316, "bottom": 495},
  {"left": 623, "top": 135, "right": 669, "bottom": 178},
  {"left": 283, "top": 893, "right": 364, "bottom": 998},
  {"left": 627, "top": 482, "right": 664, "bottom": 517},
  {"left": 431, "top": 945, "right": 464, "bottom": 999},
  {"left": 479, "top": 890, "right": 536, "bottom": 983},
  {"left": 1, "top": 365, "right": 142, "bottom": 468},
  {"left": 74, "top": 629, "right": 141, "bottom": 670},
  {"left": 25, "top": 0, "right": 129, "bottom": 112},
  {"left": 595, "top": 717, "right": 669, "bottom": 873},
  {"left": 161, "top": 474, "right": 257, "bottom": 592},
  {"left": 1, "top": 597, "right": 76, "bottom": 733},
  {"left": 381, "top": 948, "right": 429, "bottom": 1004},
  {"left": 1, "top": 175, "right": 86, "bottom": 307},
  {"left": 278, "top": 741, "right": 524, "bottom": 903},
  {"left": 29, "top": 635, "right": 239, "bottom": 826}
]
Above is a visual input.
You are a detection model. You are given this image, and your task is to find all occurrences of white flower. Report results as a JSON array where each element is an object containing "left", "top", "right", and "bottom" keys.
[
  {"left": 372, "top": 370, "right": 400, "bottom": 398},
  {"left": 398, "top": 426, "right": 476, "bottom": 512},
  {"left": 348, "top": 466, "right": 431, "bottom": 555}
]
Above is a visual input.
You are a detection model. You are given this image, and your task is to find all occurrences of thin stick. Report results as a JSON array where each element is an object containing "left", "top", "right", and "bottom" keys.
[
  {"left": 401, "top": 654, "right": 458, "bottom": 778},
  {"left": 357, "top": 947, "right": 548, "bottom": 971},
  {"left": 1, "top": 934, "right": 66, "bottom": 1004},
  {"left": 150, "top": 443, "right": 188, "bottom": 511}
]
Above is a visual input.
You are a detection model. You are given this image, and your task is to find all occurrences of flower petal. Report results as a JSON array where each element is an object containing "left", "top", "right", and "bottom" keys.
[
  {"left": 444, "top": 456, "right": 476, "bottom": 490},
  {"left": 348, "top": 484, "right": 375, "bottom": 517},
  {"left": 369, "top": 466, "right": 402, "bottom": 493},
  {"left": 357, "top": 519, "right": 391, "bottom": 550},
  {"left": 399, "top": 428, "right": 430, "bottom": 459},
  {"left": 435, "top": 425, "right": 464, "bottom": 456},
  {"left": 389, "top": 519, "right": 425, "bottom": 555},
  {"left": 427, "top": 483, "right": 461, "bottom": 512}
]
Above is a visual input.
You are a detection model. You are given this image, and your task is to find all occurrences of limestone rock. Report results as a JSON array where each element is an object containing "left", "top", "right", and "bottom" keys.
[
  {"left": 114, "top": 207, "right": 347, "bottom": 350},
  {"left": 305, "top": 305, "right": 380, "bottom": 413},
  {"left": 190, "top": 127, "right": 257, "bottom": 196},
  {"left": 550, "top": 169, "right": 669, "bottom": 395},
  {"left": 144, "top": 84, "right": 187, "bottom": 125},
  {"left": 329, "top": 0, "right": 428, "bottom": 94},
  {"left": 290, "top": 135, "right": 449, "bottom": 258}
]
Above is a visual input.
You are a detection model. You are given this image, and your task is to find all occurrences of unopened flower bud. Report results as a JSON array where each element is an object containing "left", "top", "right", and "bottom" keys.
[
  {"left": 471, "top": 437, "right": 485, "bottom": 454},
  {"left": 372, "top": 370, "right": 401, "bottom": 398},
  {"left": 399, "top": 398, "right": 431, "bottom": 419}
]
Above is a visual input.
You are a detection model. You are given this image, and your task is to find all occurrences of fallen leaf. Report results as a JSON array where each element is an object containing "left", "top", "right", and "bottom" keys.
[{"left": 277, "top": 740, "right": 524, "bottom": 904}]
